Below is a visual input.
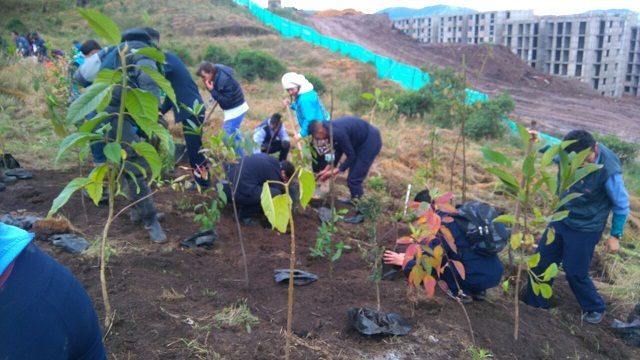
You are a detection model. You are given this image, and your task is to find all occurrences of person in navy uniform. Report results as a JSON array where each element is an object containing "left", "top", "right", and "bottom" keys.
[{"left": 253, "top": 113, "right": 290, "bottom": 161}]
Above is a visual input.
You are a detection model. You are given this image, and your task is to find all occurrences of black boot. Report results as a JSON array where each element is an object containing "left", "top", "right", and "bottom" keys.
[
  {"left": 344, "top": 212, "right": 364, "bottom": 224},
  {"left": 144, "top": 216, "right": 167, "bottom": 243}
]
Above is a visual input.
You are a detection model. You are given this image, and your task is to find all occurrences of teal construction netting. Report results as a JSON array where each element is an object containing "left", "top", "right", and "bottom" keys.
[{"left": 232, "top": 0, "right": 560, "bottom": 144}]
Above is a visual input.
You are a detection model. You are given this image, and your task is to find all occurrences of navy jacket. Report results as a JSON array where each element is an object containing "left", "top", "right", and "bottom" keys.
[
  {"left": 209, "top": 64, "right": 245, "bottom": 110},
  {"left": 160, "top": 52, "right": 204, "bottom": 123},
  {"left": 327, "top": 117, "right": 381, "bottom": 172},
  {"left": 404, "top": 213, "right": 504, "bottom": 294},
  {"left": 15, "top": 36, "right": 30, "bottom": 56},
  {"left": 226, "top": 153, "right": 283, "bottom": 202}
]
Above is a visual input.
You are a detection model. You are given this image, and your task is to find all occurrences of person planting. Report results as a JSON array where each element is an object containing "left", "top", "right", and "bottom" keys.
[{"left": 525, "top": 130, "right": 629, "bottom": 324}]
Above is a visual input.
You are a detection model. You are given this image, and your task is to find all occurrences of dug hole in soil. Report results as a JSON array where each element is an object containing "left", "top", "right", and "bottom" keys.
[{"left": 2, "top": 169, "right": 639, "bottom": 359}]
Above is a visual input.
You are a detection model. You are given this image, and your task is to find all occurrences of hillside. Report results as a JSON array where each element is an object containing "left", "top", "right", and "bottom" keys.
[{"left": 304, "top": 13, "right": 640, "bottom": 141}]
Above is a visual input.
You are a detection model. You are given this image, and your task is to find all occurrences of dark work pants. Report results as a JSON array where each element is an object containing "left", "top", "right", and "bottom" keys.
[
  {"left": 265, "top": 140, "right": 290, "bottom": 162},
  {"left": 223, "top": 182, "right": 282, "bottom": 220},
  {"left": 108, "top": 116, "right": 157, "bottom": 223},
  {"left": 182, "top": 115, "right": 209, "bottom": 186},
  {"left": 348, "top": 128, "right": 382, "bottom": 199},
  {"left": 526, "top": 221, "right": 606, "bottom": 313}
]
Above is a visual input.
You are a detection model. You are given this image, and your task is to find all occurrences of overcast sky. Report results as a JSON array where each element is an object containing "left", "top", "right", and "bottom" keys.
[{"left": 254, "top": 0, "right": 640, "bottom": 16}]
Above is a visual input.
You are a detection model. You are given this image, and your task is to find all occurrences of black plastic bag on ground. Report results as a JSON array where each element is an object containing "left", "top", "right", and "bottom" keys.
[
  {"left": 49, "top": 234, "right": 91, "bottom": 254},
  {"left": 0, "top": 154, "right": 20, "bottom": 169},
  {"left": 0, "top": 214, "right": 42, "bottom": 230},
  {"left": 274, "top": 269, "right": 318, "bottom": 286},
  {"left": 611, "top": 303, "right": 640, "bottom": 347},
  {"left": 347, "top": 307, "right": 412, "bottom": 336},
  {"left": 179, "top": 229, "right": 218, "bottom": 250}
]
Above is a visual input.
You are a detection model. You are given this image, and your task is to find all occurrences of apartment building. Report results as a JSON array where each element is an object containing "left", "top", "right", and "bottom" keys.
[{"left": 393, "top": 10, "right": 640, "bottom": 97}]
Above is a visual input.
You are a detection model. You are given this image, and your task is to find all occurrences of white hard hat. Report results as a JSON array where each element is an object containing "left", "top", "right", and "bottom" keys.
[{"left": 281, "top": 72, "right": 301, "bottom": 90}]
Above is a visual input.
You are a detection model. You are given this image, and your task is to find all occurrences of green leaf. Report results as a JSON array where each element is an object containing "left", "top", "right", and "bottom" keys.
[
  {"left": 66, "top": 83, "right": 114, "bottom": 127},
  {"left": 542, "top": 263, "right": 559, "bottom": 282},
  {"left": 78, "top": 8, "right": 121, "bottom": 45},
  {"left": 493, "top": 214, "right": 516, "bottom": 224},
  {"left": 141, "top": 10, "right": 150, "bottom": 25},
  {"left": 482, "top": 148, "right": 513, "bottom": 168},
  {"left": 86, "top": 165, "right": 108, "bottom": 205},
  {"left": 48, "top": 177, "right": 93, "bottom": 217},
  {"left": 510, "top": 232, "right": 523, "bottom": 250},
  {"left": 78, "top": 112, "right": 110, "bottom": 133},
  {"left": 550, "top": 210, "right": 569, "bottom": 223},
  {"left": 531, "top": 281, "right": 540, "bottom": 296},
  {"left": 261, "top": 183, "right": 277, "bottom": 230},
  {"left": 502, "top": 279, "right": 509, "bottom": 293},
  {"left": 362, "top": 93, "right": 373, "bottom": 101},
  {"left": 540, "top": 144, "right": 560, "bottom": 168},
  {"left": 516, "top": 122, "right": 530, "bottom": 148},
  {"left": 103, "top": 142, "right": 122, "bottom": 164},
  {"left": 411, "top": 265, "right": 424, "bottom": 288},
  {"left": 298, "top": 168, "right": 315, "bottom": 209},
  {"left": 126, "top": 88, "right": 158, "bottom": 123},
  {"left": 545, "top": 227, "right": 556, "bottom": 246},
  {"left": 528, "top": 253, "right": 540, "bottom": 269},
  {"left": 55, "top": 132, "right": 102, "bottom": 163},
  {"left": 131, "top": 142, "right": 162, "bottom": 181},
  {"left": 522, "top": 153, "right": 536, "bottom": 180},
  {"left": 93, "top": 68, "right": 122, "bottom": 85},
  {"left": 131, "top": 47, "right": 165, "bottom": 64},
  {"left": 486, "top": 167, "right": 519, "bottom": 189},
  {"left": 571, "top": 148, "right": 592, "bottom": 173},
  {"left": 138, "top": 65, "right": 176, "bottom": 107},
  {"left": 539, "top": 283, "right": 553, "bottom": 299}
]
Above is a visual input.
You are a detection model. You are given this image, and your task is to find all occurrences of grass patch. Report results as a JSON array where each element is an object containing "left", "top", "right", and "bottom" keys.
[{"left": 213, "top": 299, "right": 259, "bottom": 333}]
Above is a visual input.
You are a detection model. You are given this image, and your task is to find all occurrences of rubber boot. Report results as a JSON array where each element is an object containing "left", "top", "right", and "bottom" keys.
[{"left": 144, "top": 216, "right": 167, "bottom": 243}]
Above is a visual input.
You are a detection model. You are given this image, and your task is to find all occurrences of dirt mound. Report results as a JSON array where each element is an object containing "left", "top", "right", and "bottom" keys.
[
  {"left": 304, "top": 13, "right": 640, "bottom": 140},
  {"left": 311, "top": 9, "right": 363, "bottom": 17}
]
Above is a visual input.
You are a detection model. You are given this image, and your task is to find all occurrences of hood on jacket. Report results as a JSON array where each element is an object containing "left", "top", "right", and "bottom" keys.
[{"left": 281, "top": 72, "right": 314, "bottom": 94}]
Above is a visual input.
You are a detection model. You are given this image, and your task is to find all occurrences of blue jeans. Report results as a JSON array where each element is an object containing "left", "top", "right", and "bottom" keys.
[
  {"left": 222, "top": 113, "right": 245, "bottom": 158},
  {"left": 525, "top": 221, "right": 606, "bottom": 313}
]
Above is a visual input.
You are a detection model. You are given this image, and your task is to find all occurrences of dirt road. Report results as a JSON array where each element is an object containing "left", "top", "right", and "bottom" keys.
[{"left": 305, "top": 14, "right": 640, "bottom": 140}]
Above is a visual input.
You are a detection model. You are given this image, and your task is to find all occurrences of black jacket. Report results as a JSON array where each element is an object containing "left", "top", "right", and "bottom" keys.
[
  {"left": 160, "top": 52, "right": 204, "bottom": 123},
  {"left": 209, "top": 64, "right": 245, "bottom": 110},
  {"left": 226, "top": 153, "right": 283, "bottom": 201}
]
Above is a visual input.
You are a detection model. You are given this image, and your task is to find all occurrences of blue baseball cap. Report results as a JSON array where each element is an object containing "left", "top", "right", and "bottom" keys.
[{"left": 0, "top": 223, "right": 34, "bottom": 275}]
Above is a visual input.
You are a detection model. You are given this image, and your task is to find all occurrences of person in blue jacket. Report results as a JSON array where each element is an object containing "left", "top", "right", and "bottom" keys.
[
  {"left": 11, "top": 31, "right": 30, "bottom": 57},
  {"left": 196, "top": 61, "right": 248, "bottom": 157},
  {"left": 383, "top": 190, "right": 504, "bottom": 303},
  {"left": 308, "top": 117, "right": 382, "bottom": 224},
  {"left": 0, "top": 223, "right": 107, "bottom": 359},
  {"left": 526, "top": 130, "right": 629, "bottom": 324},
  {"left": 281, "top": 72, "right": 330, "bottom": 174},
  {"left": 252, "top": 113, "right": 290, "bottom": 161},
  {"left": 144, "top": 28, "right": 209, "bottom": 189}
]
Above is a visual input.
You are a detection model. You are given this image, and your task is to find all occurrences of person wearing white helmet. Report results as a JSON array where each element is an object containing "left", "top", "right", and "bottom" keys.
[{"left": 282, "top": 72, "right": 330, "bottom": 174}]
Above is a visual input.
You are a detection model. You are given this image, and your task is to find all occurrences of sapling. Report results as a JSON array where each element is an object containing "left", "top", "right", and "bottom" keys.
[
  {"left": 47, "top": 9, "right": 175, "bottom": 327},
  {"left": 484, "top": 123, "right": 602, "bottom": 340},
  {"left": 357, "top": 193, "right": 384, "bottom": 311}
]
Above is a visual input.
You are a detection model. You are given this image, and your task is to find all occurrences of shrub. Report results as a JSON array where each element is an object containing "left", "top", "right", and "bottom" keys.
[
  {"left": 168, "top": 44, "right": 194, "bottom": 67},
  {"left": 233, "top": 49, "right": 285, "bottom": 82},
  {"left": 465, "top": 92, "right": 514, "bottom": 140},
  {"left": 594, "top": 132, "right": 639, "bottom": 165},
  {"left": 5, "top": 19, "right": 27, "bottom": 35},
  {"left": 395, "top": 90, "right": 430, "bottom": 119},
  {"left": 304, "top": 73, "right": 326, "bottom": 95},
  {"left": 201, "top": 45, "right": 232, "bottom": 65}
]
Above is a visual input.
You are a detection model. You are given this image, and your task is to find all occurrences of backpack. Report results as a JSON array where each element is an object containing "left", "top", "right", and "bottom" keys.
[{"left": 453, "top": 201, "right": 510, "bottom": 257}]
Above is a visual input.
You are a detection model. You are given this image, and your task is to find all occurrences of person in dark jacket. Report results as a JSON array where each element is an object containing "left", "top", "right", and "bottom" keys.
[
  {"left": 383, "top": 190, "right": 504, "bottom": 303},
  {"left": 102, "top": 28, "right": 166, "bottom": 243},
  {"left": 308, "top": 117, "right": 382, "bottom": 224},
  {"left": 223, "top": 153, "right": 294, "bottom": 227},
  {"left": 526, "top": 130, "right": 629, "bottom": 324},
  {"left": 0, "top": 223, "right": 107, "bottom": 359},
  {"left": 196, "top": 61, "right": 248, "bottom": 157},
  {"left": 31, "top": 31, "right": 47, "bottom": 60},
  {"left": 144, "top": 28, "right": 209, "bottom": 188},
  {"left": 11, "top": 31, "right": 30, "bottom": 57},
  {"left": 252, "top": 113, "right": 290, "bottom": 161}
]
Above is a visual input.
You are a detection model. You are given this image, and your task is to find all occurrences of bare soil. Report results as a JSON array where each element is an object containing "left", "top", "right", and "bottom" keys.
[
  {"left": 304, "top": 14, "right": 640, "bottom": 141},
  {"left": 2, "top": 170, "right": 640, "bottom": 359}
]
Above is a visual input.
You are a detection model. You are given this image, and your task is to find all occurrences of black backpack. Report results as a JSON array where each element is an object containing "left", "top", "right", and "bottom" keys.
[{"left": 453, "top": 201, "right": 510, "bottom": 257}]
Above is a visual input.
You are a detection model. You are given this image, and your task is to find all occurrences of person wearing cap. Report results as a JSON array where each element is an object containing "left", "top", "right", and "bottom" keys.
[
  {"left": 253, "top": 113, "right": 290, "bottom": 161},
  {"left": 196, "top": 61, "right": 248, "bottom": 157},
  {"left": 525, "top": 130, "right": 629, "bottom": 325},
  {"left": 0, "top": 223, "right": 107, "bottom": 359},
  {"left": 308, "top": 116, "right": 382, "bottom": 224}
]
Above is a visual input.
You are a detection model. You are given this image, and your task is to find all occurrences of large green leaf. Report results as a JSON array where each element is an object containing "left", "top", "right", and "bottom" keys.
[
  {"left": 540, "top": 144, "right": 560, "bottom": 168},
  {"left": 126, "top": 88, "right": 158, "bottom": 123},
  {"left": 493, "top": 214, "right": 516, "bottom": 224},
  {"left": 486, "top": 167, "right": 519, "bottom": 189},
  {"left": 131, "top": 142, "right": 162, "bottom": 181},
  {"left": 138, "top": 65, "right": 176, "bottom": 107},
  {"left": 539, "top": 283, "right": 553, "bottom": 299},
  {"left": 298, "top": 168, "right": 315, "bottom": 209},
  {"left": 131, "top": 47, "right": 166, "bottom": 64},
  {"left": 78, "top": 112, "right": 110, "bottom": 133},
  {"left": 93, "top": 68, "right": 122, "bottom": 85},
  {"left": 516, "top": 122, "right": 530, "bottom": 148},
  {"left": 542, "top": 263, "right": 559, "bottom": 282},
  {"left": 261, "top": 184, "right": 292, "bottom": 233},
  {"left": 103, "top": 142, "right": 122, "bottom": 164},
  {"left": 130, "top": 112, "right": 174, "bottom": 155},
  {"left": 261, "top": 183, "right": 276, "bottom": 228},
  {"left": 482, "top": 148, "right": 513, "bottom": 168},
  {"left": 77, "top": 9, "right": 121, "bottom": 45},
  {"left": 66, "top": 83, "right": 114, "bottom": 127},
  {"left": 55, "top": 132, "right": 102, "bottom": 163},
  {"left": 522, "top": 153, "right": 536, "bottom": 180},
  {"left": 48, "top": 177, "right": 93, "bottom": 217},
  {"left": 86, "top": 164, "right": 109, "bottom": 205},
  {"left": 528, "top": 253, "right": 540, "bottom": 269}
]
